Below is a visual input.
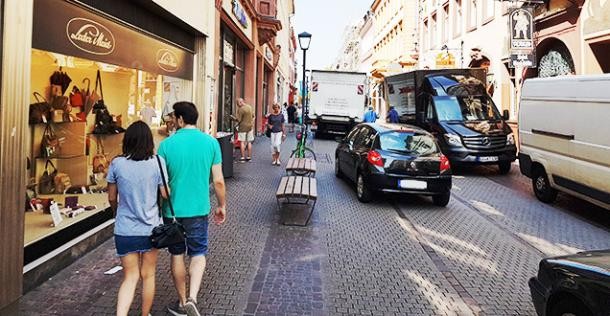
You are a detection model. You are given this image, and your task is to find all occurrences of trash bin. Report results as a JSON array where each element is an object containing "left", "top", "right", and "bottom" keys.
[{"left": 216, "top": 133, "right": 233, "bottom": 178}]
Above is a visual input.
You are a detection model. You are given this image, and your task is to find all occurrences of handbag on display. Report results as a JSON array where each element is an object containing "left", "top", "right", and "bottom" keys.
[
  {"left": 92, "top": 70, "right": 124, "bottom": 134},
  {"left": 39, "top": 160, "right": 58, "bottom": 194},
  {"left": 92, "top": 137, "right": 109, "bottom": 175},
  {"left": 29, "top": 92, "right": 52, "bottom": 124},
  {"left": 69, "top": 86, "right": 84, "bottom": 110},
  {"left": 150, "top": 155, "right": 185, "bottom": 249},
  {"left": 40, "top": 124, "right": 60, "bottom": 158},
  {"left": 53, "top": 172, "right": 72, "bottom": 193},
  {"left": 51, "top": 95, "right": 69, "bottom": 110}
]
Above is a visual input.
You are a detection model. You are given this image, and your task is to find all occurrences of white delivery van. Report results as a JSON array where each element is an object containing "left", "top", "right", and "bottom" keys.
[
  {"left": 518, "top": 75, "right": 610, "bottom": 209},
  {"left": 309, "top": 70, "right": 367, "bottom": 134}
]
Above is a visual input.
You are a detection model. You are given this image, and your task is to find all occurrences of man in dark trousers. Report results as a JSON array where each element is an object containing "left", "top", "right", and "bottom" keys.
[{"left": 286, "top": 102, "right": 297, "bottom": 132}]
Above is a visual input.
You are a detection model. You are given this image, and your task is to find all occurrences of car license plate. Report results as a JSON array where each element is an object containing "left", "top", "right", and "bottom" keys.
[
  {"left": 478, "top": 156, "right": 499, "bottom": 162},
  {"left": 398, "top": 179, "right": 427, "bottom": 190}
]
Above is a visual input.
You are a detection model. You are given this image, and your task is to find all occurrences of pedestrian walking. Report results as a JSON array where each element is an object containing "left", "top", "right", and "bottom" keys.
[
  {"left": 230, "top": 98, "right": 254, "bottom": 162},
  {"left": 363, "top": 106, "right": 379, "bottom": 123},
  {"left": 386, "top": 105, "right": 399, "bottom": 123},
  {"left": 106, "top": 121, "right": 168, "bottom": 316},
  {"left": 286, "top": 102, "right": 297, "bottom": 132},
  {"left": 158, "top": 102, "right": 227, "bottom": 316},
  {"left": 266, "top": 103, "right": 286, "bottom": 165}
]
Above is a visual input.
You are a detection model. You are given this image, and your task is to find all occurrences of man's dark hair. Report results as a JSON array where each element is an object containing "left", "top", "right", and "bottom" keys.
[
  {"left": 173, "top": 101, "right": 199, "bottom": 125},
  {"left": 122, "top": 121, "right": 155, "bottom": 161}
]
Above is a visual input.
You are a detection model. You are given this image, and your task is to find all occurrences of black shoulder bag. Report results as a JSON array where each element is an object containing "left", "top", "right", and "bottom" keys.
[{"left": 150, "top": 155, "right": 185, "bottom": 248}]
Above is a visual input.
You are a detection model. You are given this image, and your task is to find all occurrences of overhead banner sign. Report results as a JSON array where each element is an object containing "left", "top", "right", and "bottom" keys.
[
  {"left": 33, "top": 0, "right": 194, "bottom": 79},
  {"left": 508, "top": 7, "right": 536, "bottom": 68}
]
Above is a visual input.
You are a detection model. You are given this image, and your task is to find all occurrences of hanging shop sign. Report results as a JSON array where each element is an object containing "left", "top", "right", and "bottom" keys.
[
  {"left": 435, "top": 52, "right": 457, "bottom": 68},
  {"left": 509, "top": 8, "right": 534, "bottom": 50},
  {"left": 33, "top": 0, "right": 194, "bottom": 79},
  {"left": 232, "top": 0, "right": 249, "bottom": 28},
  {"left": 510, "top": 53, "right": 536, "bottom": 68}
]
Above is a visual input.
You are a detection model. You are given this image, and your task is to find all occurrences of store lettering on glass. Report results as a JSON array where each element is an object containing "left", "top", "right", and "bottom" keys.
[
  {"left": 157, "top": 49, "right": 179, "bottom": 72},
  {"left": 66, "top": 18, "right": 115, "bottom": 55}
]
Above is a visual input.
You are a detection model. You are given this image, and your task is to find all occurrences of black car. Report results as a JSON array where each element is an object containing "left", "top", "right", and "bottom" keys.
[
  {"left": 335, "top": 123, "right": 452, "bottom": 205},
  {"left": 529, "top": 249, "right": 610, "bottom": 316}
]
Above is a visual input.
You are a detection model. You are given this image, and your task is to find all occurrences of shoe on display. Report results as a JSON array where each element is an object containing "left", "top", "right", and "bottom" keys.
[
  {"left": 184, "top": 298, "right": 201, "bottom": 316},
  {"left": 167, "top": 300, "right": 187, "bottom": 316}
]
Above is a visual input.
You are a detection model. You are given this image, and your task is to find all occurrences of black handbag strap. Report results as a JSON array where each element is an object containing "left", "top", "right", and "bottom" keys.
[
  {"left": 155, "top": 155, "right": 176, "bottom": 221},
  {"left": 33, "top": 92, "right": 48, "bottom": 103},
  {"left": 45, "top": 159, "right": 56, "bottom": 172},
  {"left": 94, "top": 70, "right": 104, "bottom": 100}
]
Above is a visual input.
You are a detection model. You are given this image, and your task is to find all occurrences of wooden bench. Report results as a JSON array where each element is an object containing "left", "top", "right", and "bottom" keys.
[
  {"left": 285, "top": 158, "right": 317, "bottom": 176},
  {"left": 276, "top": 176, "right": 317, "bottom": 226}
]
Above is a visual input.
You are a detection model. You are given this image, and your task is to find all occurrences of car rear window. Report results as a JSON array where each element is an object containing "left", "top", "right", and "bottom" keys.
[{"left": 379, "top": 131, "right": 439, "bottom": 156}]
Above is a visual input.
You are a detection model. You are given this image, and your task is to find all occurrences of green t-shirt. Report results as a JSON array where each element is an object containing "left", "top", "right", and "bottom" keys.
[{"left": 158, "top": 128, "right": 222, "bottom": 218}]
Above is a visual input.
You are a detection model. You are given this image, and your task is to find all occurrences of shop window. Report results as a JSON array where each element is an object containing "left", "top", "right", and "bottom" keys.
[
  {"left": 467, "top": 0, "right": 477, "bottom": 31},
  {"left": 453, "top": 0, "right": 462, "bottom": 38},
  {"left": 25, "top": 49, "right": 192, "bottom": 253}
]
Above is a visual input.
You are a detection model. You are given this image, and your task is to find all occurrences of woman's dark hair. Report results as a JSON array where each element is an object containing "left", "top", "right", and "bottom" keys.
[
  {"left": 122, "top": 121, "right": 155, "bottom": 161},
  {"left": 173, "top": 101, "right": 199, "bottom": 125}
]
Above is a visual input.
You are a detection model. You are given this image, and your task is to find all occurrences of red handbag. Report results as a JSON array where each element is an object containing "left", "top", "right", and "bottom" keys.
[{"left": 70, "top": 86, "right": 84, "bottom": 109}]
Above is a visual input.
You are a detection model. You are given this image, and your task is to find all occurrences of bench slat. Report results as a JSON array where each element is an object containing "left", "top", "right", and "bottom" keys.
[
  {"left": 309, "top": 178, "right": 318, "bottom": 199},
  {"left": 293, "top": 176, "right": 303, "bottom": 197},
  {"left": 285, "top": 176, "right": 296, "bottom": 196},
  {"left": 310, "top": 160, "right": 317, "bottom": 172},
  {"left": 302, "top": 176, "right": 310, "bottom": 197},
  {"left": 276, "top": 177, "right": 289, "bottom": 197}
]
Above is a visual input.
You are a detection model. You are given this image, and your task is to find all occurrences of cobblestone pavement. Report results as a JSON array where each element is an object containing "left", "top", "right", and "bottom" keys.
[{"left": 8, "top": 135, "right": 610, "bottom": 316}]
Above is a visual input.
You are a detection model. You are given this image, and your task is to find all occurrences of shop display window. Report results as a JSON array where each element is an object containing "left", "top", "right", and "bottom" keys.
[{"left": 24, "top": 49, "right": 191, "bottom": 250}]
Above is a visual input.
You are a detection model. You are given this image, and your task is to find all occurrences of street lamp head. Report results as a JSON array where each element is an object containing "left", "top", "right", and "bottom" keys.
[{"left": 298, "top": 31, "right": 312, "bottom": 51}]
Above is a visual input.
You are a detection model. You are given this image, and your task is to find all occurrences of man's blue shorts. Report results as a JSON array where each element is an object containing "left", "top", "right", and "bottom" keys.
[{"left": 163, "top": 216, "right": 208, "bottom": 257}]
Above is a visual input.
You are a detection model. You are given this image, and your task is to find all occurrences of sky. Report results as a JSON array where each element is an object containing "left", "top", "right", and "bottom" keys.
[{"left": 294, "top": 0, "right": 373, "bottom": 72}]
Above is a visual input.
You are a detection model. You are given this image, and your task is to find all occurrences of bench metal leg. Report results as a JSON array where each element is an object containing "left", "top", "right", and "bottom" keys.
[{"left": 277, "top": 196, "right": 316, "bottom": 227}]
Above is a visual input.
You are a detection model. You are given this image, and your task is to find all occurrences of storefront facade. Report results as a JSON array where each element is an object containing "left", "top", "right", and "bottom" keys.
[
  {"left": 214, "top": 0, "right": 283, "bottom": 135},
  {"left": 0, "top": 0, "right": 211, "bottom": 309}
]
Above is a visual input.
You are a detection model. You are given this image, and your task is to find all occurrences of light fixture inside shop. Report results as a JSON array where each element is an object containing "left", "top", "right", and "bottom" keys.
[{"left": 298, "top": 32, "right": 312, "bottom": 51}]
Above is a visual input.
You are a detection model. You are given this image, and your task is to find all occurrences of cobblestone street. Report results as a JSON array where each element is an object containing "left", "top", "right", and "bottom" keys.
[{"left": 9, "top": 135, "right": 610, "bottom": 316}]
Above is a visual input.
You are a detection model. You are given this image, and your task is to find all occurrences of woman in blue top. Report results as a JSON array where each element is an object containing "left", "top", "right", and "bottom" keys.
[{"left": 107, "top": 121, "right": 168, "bottom": 316}]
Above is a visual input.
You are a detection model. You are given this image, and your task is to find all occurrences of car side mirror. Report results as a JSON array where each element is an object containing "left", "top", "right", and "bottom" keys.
[{"left": 502, "top": 109, "right": 510, "bottom": 121}]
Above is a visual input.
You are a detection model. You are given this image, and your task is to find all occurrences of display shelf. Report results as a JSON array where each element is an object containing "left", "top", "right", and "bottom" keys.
[
  {"left": 24, "top": 193, "right": 110, "bottom": 246},
  {"left": 35, "top": 154, "right": 85, "bottom": 159}
]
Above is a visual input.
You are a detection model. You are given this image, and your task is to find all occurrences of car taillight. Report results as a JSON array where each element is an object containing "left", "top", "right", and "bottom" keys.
[
  {"left": 440, "top": 154, "right": 451, "bottom": 173},
  {"left": 367, "top": 150, "right": 384, "bottom": 167}
]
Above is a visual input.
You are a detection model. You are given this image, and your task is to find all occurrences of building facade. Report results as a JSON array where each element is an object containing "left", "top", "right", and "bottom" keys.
[
  {"left": 332, "top": 21, "right": 362, "bottom": 71},
  {"left": 214, "top": 0, "right": 296, "bottom": 135},
  {"left": 0, "top": 0, "right": 216, "bottom": 309}
]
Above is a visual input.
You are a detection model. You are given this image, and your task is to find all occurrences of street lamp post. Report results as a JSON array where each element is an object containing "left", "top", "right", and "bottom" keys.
[{"left": 298, "top": 31, "right": 311, "bottom": 126}]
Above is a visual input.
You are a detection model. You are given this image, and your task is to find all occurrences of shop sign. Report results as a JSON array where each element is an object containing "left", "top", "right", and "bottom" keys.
[
  {"left": 33, "top": 0, "right": 194, "bottom": 79},
  {"left": 232, "top": 0, "right": 248, "bottom": 29},
  {"left": 509, "top": 8, "right": 534, "bottom": 51},
  {"left": 264, "top": 46, "right": 273, "bottom": 63},
  {"left": 510, "top": 53, "right": 536, "bottom": 68},
  {"left": 157, "top": 49, "right": 179, "bottom": 72},
  {"left": 66, "top": 18, "right": 115, "bottom": 55},
  {"left": 435, "top": 52, "right": 456, "bottom": 68}
]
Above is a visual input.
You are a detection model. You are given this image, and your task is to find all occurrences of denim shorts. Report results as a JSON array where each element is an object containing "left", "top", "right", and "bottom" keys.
[
  {"left": 163, "top": 216, "right": 209, "bottom": 257},
  {"left": 115, "top": 235, "right": 153, "bottom": 257}
]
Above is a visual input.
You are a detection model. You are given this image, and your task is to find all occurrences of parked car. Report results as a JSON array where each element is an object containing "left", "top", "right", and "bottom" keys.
[
  {"left": 529, "top": 249, "right": 610, "bottom": 316},
  {"left": 518, "top": 75, "right": 610, "bottom": 209},
  {"left": 335, "top": 123, "right": 452, "bottom": 205}
]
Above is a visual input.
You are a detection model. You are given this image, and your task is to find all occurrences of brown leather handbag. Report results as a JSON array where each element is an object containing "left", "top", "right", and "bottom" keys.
[
  {"left": 92, "top": 137, "right": 109, "bottom": 175},
  {"left": 40, "top": 124, "right": 60, "bottom": 158},
  {"left": 39, "top": 160, "right": 58, "bottom": 194}
]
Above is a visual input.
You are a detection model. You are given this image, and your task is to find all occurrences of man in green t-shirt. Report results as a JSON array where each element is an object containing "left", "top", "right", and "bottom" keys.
[
  {"left": 158, "top": 102, "right": 226, "bottom": 316},
  {"left": 231, "top": 98, "right": 255, "bottom": 162}
]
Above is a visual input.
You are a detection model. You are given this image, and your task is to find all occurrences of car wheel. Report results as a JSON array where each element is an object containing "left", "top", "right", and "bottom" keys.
[
  {"left": 532, "top": 167, "right": 558, "bottom": 203},
  {"left": 356, "top": 173, "right": 372, "bottom": 203},
  {"left": 498, "top": 161, "right": 511, "bottom": 174},
  {"left": 432, "top": 193, "right": 451, "bottom": 207},
  {"left": 334, "top": 156, "right": 342, "bottom": 178},
  {"left": 549, "top": 297, "right": 592, "bottom": 316}
]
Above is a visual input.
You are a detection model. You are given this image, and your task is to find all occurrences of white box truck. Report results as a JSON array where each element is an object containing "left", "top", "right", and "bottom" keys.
[
  {"left": 518, "top": 75, "right": 610, "bottom": 209},
  {"left": 308, "top": 70, "right": 367, "bottom": 134}
]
